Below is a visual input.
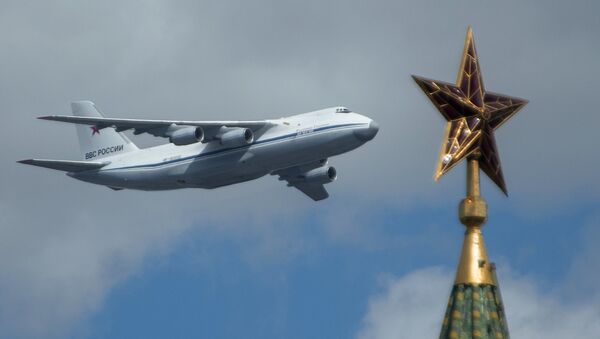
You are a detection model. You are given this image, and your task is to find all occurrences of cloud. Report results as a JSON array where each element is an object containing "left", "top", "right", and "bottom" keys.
[
  {"left": 357, "top": 216, "right": 600, "bottom": 339},
  {"left": 0, "top": 193, "right": 194, "bottom": 338},
  {"left": 358, "top": 267, "right": 600, "bottom": 339},
  {"left": 356, "top": 267, "right": 451, "bottom": 339},
  {"left": 502, "top": 272, "right": 600, "bottom": 338}
]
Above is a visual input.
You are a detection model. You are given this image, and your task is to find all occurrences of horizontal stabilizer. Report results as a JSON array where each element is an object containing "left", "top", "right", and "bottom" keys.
[{"left": 18, "top": 159, "right": 108, "bottom": 172}]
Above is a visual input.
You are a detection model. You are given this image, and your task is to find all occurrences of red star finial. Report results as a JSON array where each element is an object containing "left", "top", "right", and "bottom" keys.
[
  {"left": 90, "top": 125, "right": 100, "bottom": 136},
  {"left": 412, "top": 27, "right": 528, "bottom": 195}
]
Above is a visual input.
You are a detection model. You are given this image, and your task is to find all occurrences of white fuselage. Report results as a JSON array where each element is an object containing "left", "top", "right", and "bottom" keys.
[{"left": 70, "top": 108, "right": 378, "bottom": 190}]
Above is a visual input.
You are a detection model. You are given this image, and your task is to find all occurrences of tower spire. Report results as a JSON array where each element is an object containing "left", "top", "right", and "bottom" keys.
[
  {"left": 412, "top": 27, "right": 527, "bottom": 339},
  {"left": 438, "top": 156, "right": 509, "bottom": 339}
]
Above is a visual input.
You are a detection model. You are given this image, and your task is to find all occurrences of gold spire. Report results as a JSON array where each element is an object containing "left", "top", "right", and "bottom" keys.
[
  {"left": 439, "top": 156, "right": 510, "bottom": 338},
  {"left": 455, "top": 156, "right": 495, "bottom": 285},
  {"left": 412, "top": 27, "right": 524, "bottom": 338}
]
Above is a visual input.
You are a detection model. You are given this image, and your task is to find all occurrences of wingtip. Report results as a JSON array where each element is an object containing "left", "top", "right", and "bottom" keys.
[
  {"left": 38, "top": 115, "right": 53, "bottom": 120},
  {"left": 17, "top": 159, "right": 33, "bottom": 165}
]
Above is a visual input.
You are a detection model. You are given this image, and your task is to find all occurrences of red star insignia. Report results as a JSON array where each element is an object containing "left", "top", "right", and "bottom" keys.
[
  {"left": 412, "top": 27, "right": 528, "bottom": 195},
  {"left": 90, "top": 126, "right": 100, "bottom": 136}
]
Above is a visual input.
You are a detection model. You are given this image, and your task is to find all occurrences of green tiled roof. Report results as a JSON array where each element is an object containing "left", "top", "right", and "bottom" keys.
[{"left": 439, "top": 284, "right": 509, "bottom": 339}]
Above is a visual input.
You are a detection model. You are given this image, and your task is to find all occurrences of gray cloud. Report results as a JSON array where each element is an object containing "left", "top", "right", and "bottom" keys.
[{"left": 0, "top": 0, "right": 599, "bottom": 337}]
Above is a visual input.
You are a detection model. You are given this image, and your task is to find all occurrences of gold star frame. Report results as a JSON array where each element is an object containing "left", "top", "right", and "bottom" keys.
[{"left": 412, "top": 27, "right": 528, "bottom": 195}]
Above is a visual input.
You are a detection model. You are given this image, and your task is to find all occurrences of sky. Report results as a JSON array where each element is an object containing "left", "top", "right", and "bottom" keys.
[{"left": 1, "top": 0, "right": 599, "bottom": 338}]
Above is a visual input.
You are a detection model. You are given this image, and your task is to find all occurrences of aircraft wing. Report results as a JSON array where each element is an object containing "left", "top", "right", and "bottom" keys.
[
  {"left": 273, "top": 159, "right": 331, "bottom": 201},
  {"left": 38, "top": 115, "right": 273, "bottom": 138},
  {"left": 18, "top": 159, "right": 108, "bottom": 172}
]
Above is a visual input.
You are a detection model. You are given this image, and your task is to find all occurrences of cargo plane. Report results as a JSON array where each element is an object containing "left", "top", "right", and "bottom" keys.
[{"left": 20, "top": 101, "right": 378, "bottom": 201}]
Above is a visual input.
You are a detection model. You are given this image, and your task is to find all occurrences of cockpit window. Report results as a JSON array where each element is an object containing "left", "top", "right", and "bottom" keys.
[{"left": 335, "top": 107, "right": 351, "bottom": 113}]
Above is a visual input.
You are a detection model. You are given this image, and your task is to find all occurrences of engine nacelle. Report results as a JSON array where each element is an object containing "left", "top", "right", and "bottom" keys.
[
  {"left": 303, "top": 166, "right": 337, "bottom": 184},
  {"left": 169, "top": 127, "right": 204, "bottom": 146},
  {"left": 219, "top": 128, "right": 254, "bottom": 147}
]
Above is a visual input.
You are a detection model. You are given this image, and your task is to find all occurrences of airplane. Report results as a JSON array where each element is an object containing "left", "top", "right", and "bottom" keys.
[{"left": 19, "top": 101, "right": 379, "bottom": 201}]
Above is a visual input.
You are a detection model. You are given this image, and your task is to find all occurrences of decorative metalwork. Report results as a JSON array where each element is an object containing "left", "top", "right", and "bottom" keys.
[
  {"left": 412, "top": 27, "right": 528, "bottom": 195},
  {"left": 440, "top": 284, "right": 509, "bottom": 339},
  {"left": 413, "top": 27, "right": 528, "bottom": 339}
]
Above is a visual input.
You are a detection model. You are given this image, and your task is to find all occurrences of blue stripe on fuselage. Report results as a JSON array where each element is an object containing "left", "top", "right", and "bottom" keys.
[{"left": 102, "top": 123, "right": 365, "bottom": 172}]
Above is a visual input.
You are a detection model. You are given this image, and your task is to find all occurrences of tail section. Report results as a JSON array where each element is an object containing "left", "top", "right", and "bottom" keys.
[{"left": 71, "top": 101, "right": 138, "bottom": 160}]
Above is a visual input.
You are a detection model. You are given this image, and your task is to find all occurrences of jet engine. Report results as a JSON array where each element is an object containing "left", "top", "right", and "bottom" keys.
[
  {"left": 219, "top": 128, "right": 254, "bottom": 147},
  {"left": 169, "top": 127, "right": 204, "bottom": 146},
  {"left": 303, "top": 166, "right": 337, "bottom": 184}
]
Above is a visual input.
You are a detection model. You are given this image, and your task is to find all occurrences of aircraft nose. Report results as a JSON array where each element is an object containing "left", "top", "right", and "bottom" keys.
[{"left": 354, "top": 120, "right": 379, "bottom": 141}]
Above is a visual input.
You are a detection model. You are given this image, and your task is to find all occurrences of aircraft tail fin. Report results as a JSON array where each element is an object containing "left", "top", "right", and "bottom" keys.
[{"left": 71, "top": 101, "right": 138, "bottom": 160}]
